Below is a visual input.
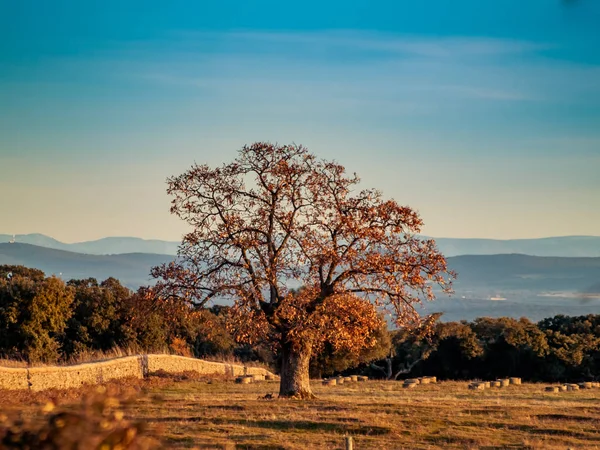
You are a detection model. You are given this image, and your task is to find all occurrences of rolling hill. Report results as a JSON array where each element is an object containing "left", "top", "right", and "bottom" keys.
[
  {"left": 432, "top": 235, "right": 600, "bottom": 258},
  {"left": 0, "top": 243, "right": 174, "bottom": 289},
  {"left": 0, "top": 234, "right": 180, "bottom": 255},
  {"left": 1, "top": 243, "right": 599, "bottom": 322},
  {"left": 448, "top": 253, "right": 600, "bottom": 292},
  {"left": 2, "top": 234, "right": 600, "bottom": 257}
]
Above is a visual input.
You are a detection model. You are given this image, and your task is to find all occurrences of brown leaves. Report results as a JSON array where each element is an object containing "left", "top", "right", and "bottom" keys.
[{"left": 152, "top": 142, "right": 454, "bottom": 358}]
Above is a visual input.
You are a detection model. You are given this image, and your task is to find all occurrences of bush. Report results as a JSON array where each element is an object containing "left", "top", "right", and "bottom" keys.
[{"left": 0, "top": 269, "right": 74, "bottom": 362}]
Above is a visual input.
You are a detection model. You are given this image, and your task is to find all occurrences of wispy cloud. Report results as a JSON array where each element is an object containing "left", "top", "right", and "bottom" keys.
[
  {"left": 115, "top": 30, "right": 595, "bottom": 109},
  {"left": 173, "top": 30, "right": 552, "bottom": 58}
]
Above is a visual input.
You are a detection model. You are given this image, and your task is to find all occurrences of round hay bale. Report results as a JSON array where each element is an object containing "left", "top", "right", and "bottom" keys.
[
  {"left": 509, "top": 377, "right": 521, "bottom": 385},
  {"left": 252, "top": 374, "right": 265, "bottom": 382},
  {"left": 469, "top": 382, "right": 485, "bottom": 391},
  {"left": 235, "top": 376, "right": 253, "bottom": 384},
  {"left": 344, "top": 377, "right": 352, "bottom": 383},
  {"left": 428, "top": 376, "right": 437, "bottom": 383},
  {"left": 357, "top": 375, "right": 369, "bottom": 382},
  {"left": 545, "top": 386, "right": 559, "bottom": 393},
  {"left": 419, "top": 377, "right": 431, "bottom": 385},
  {"left": 592, "top": 382, "right": 600, "bottom": 388},
  {"left": 323, "top": 379, "right": 337, "bottom": 386},
  {"left": 265, "top": 374, "right": 275, "bottom": 381},
  {"left": 336, "top": 377, "right": 345, "bottom": 385},
  {"left": 579, "top": 382, "right": 593, "bottom": 389},
  {"left": 498, "top": 379, "right": 510, "bottom": 387},
  {"left": 484, "top": 381, "right": 491, "bottom": 389},
  {"left": 491, "top": 381, "right": 502, "bottom": 388},
  {"left": 559, "top": 385, "right": 568, "bottom": 392},
  {"left": 567, "top": 384, "right": 579, "bottom": 391},
  {"left": 403, "top": 381, "right": 418, "bottom": 389},
  {"left": 405, "top": 378, "right": 420, "bottom": 385},
  {"left": 350, "top": 375, "right": 358, "bottom": 382}
]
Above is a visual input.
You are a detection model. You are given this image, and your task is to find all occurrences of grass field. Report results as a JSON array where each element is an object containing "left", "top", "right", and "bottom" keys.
[{"left": 2, "top": 376, "right": 600, "bottom": 449}]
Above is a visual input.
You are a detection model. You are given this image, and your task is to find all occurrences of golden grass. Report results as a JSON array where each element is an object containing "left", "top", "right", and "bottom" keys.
[{"left": 2, "top": 377, "right": 600, "bottom": 449}]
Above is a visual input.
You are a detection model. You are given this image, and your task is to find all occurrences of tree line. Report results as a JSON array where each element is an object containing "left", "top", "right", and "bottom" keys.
[
  {"left": 366, "top": 314, "right": 600, "bottom": 383},
  {"left": 1, "top": 264, "right": 598, "bottom": 383}
]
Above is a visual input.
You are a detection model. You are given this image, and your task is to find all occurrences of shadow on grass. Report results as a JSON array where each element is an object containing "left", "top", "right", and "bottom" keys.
[
  {"left": 146, "top": 416, "right": 391, "bottom": 436},
  {"left": 536, "top": 414, "right": 599, "bottom": 423},
  {"left": 204, "top": 404, "right": 246, "bottom": 411},
  {"left": 487, "top": 422, "right": 599, "bottom": 440}
]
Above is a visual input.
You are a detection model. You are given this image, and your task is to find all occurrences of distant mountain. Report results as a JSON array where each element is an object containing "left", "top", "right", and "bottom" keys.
[
  {"left": 0, "top": 234, "right": 180, "bottom": 255},
  {"left": 1, "top": 244, "right": 599, "bottom": 320},
  {"left": 448, "top": 253, "right": 600, "bottom": 293},
  {"left": 431, "top": 235, "right": 600, "bottom": 257},
  {"left": 0, "top": 243, "right": 174, "bottom": 289},
  {"left": 2, "top": 233, "right": 599, "bottom": 257}
]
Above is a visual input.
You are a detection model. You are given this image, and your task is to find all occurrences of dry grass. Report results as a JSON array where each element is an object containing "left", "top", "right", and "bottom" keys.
[
  {"left": 0, "top": 346, "right": 164, "bottom": 368},
  {"left": 2, "top": 377, "right": 600, "bottom": 449},
  {"left": 0, "top": 348, "right": 267, "bottom": 369}
]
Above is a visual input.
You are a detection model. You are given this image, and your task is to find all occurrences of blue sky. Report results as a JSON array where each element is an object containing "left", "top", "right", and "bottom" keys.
[{"left": 1, "top": 0, "right": 599, "bottom": 242}]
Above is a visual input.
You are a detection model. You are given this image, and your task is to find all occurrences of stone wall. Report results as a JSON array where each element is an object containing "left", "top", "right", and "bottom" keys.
[
  {"left": 0, "top": 366, "right": 29, "bottom": 390},
  {"left": 0, "top": 355, "right": 275, "bottom": 392}
]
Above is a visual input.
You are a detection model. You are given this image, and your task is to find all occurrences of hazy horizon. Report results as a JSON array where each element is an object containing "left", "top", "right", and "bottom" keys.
[
  {"left": 1, "top": 1, "right": 599, "bottom": 243},
  {"left": 2, "top": 231, "right": 600, "bottom": 246}
]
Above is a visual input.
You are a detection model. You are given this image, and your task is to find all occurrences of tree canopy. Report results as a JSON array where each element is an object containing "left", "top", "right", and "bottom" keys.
[{"left": 153, "top": 142, "right": 454, "bottom": 398}]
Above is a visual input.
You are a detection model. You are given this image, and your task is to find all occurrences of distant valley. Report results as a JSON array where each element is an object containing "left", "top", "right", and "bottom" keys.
[{"left": 1, "top": 242, "right": 598, "bottom": 322}]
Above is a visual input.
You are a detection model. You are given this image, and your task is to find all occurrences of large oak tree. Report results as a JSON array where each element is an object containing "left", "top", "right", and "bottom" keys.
[{"left": 152, "top": 143, "right": 453, "bottom": 398}]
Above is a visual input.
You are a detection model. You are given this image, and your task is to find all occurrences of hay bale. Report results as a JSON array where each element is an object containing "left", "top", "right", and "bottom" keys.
[
  {"left": 419, "top": 377, "right": 431, "bottom": 385},
  {"left": 559, "top": 385, "right": 568, "bottom": 392},
  {"left": 484, "top": 381, "right": 491, "bottom": 389},
  {"left": 566, "top": 384, "right": 579, "bottom": 391},
  {"left": 545, "top": 386, "right": 560, "bottom": 393},
  {"left": 498, "top": 379, "right": 510, "bottom": 387},
  {"left": 350, "top": 375, "right": 358, "bottom": 382},
  {"left": 343, "top": 377, "right": 352, "bottom": 383},
  {"left": 428, "top": 376, "right": 437, "bottom": 383},
  {"left": 579, "top": 382, "right": 593, "bottom": 389},
  {"left": 405, "top": 378, "right": 420, "bottom": 384},
  {"left": 265, "top": 374, "right": 275, "bottom": 381},
  {"left": 403, "top": 381, "right": 418, "bottom": 389},
  {"left": 509, "top": 377, "right": 521, "bottom": 385},
  {"left": 592, "top": 382, "right": 600, "bottom": 388},
  {"left": 252, "top": 374, "right": 265, "bottom": 382},
  {"left": 469, "top": 382, "right": 485, "bottom": 391},
  {"left": 491, "top": 381, "right": 502, "bottom": 388},
  {"left": 357, "top": 375, "right": 369, "bottom": 382},
  {"left": 235, "top": 376, "right": 253, "bottom": 384},
  {"left": 336, "top": 377, "right": 345, "bottom": 385},
  {"left": 323, "top": 379, "right": 337, "bottom": 386}
]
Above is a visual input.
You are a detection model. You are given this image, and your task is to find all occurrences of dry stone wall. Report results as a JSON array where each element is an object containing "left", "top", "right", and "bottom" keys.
[
  {"left": 0, "top": 367, "right": 29, "bottom": 390},
  {"left": 0, "top": 355, "right": 275, "bottom": 392}
]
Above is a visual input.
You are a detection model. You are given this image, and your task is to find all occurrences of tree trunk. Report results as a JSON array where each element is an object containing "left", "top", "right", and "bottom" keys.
[{"left": 279, "top": 339, "right": 314, "bottom": 399}]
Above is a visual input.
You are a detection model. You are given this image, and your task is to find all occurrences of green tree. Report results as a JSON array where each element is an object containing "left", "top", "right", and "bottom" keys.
[
  {"left": 311, "top": 319, "right": 391, "bottom": 379},
  {"left": 64, "top": 278, "right": 131, "bottom": 355},
  {"left": 0, "top": 267, "right": 74, "bottom": 362}
]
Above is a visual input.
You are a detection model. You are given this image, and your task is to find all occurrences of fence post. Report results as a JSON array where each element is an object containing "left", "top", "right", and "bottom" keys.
[{"left": 345, "top": 435, "right": 354, "bottom": 450}]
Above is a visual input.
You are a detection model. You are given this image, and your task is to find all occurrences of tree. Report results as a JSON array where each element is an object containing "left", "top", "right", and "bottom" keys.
[
  {"left": 152, "top": 142, "right": 454, "bottom": 398},
  {"left": 311, "top": 318, "right": 391, "bottom": 379},
  {"left": 64, "top": 278, "right": 132, "bottom": 356},
  {"left": 0, "top": 266, "right": 74, "bottom": 362}
]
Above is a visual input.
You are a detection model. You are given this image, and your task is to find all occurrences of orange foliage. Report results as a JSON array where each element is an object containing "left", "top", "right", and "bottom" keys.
[
  {"left": 169, "top": 337, "right": 193, "bottom": 357},
  {"left": 152, "top": 143, "right": 454, "bottom": 362}
]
